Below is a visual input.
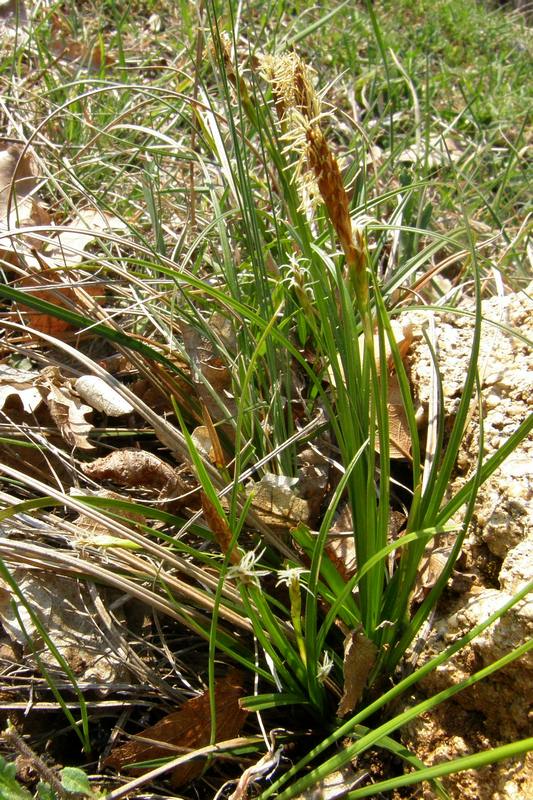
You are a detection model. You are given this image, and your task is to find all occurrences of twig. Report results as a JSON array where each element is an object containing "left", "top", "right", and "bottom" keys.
[{"left": 2, "top": 724, "right": 74, "bottom": 800}]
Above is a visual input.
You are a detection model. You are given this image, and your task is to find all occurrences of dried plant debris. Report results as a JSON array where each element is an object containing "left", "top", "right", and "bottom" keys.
[
  {"left": 366, "top": 322, "right": 414, "bottom": 459},
  {"left": 0, "top": 144, "right": 125, "bottom": 336},
  {"left": 104, "top": 669, "right": 249, "bottom": 788},
  {"left": 181, "top": 321, "right": 237, "bottom": 426},
  {"left": 73, "top": 376, "right": 133, "bottom": 417},
  {"left": 0, "top": 570, "right": 127, "bottom": 688},
  {"left": 0, "top": 366, "right": 133, "bottom": 449},
  {"left": 81, "top": 449, "right": 191, "bottom": 507},
  {"left": 42, "top": 378, "right": 94, "bottom": 449},
  {"left": 326, "top": 503, "right": 357, "bottom": 583},
  {"left": 397, "top": 134, "right": 464, "bottom": 168},
  {"left": 0, "top": 365, "right": 42, "bottom": 414},
  {"left": 49, "top": 12, "right": 114, "bottom": 71},
  {"left": 71, "top": 489, "right": 147, "bottom": 549},
  {"left": 0, "top": 143, "right": 49, "bottom": 256},
  {"left": 337, "top": 629, "right": 377, "bottom": 717},
  {"left": 250, "top": 473, "right": 310, "bottom": 534},
  {"left": 296, "top": 445, "right": 330, "bottom": 525}
]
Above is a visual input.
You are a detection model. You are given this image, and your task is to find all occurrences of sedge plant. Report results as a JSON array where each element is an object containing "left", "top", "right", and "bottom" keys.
[{"left": 0, "top": 1, "right": 531, "bottom": 797}]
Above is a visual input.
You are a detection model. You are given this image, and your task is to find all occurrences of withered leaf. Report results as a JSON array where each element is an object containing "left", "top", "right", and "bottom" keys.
[
  {"left": 251, "top": 474, "right": 310, "bottom": 534},
  {"left": 181, "top": 321, "right": 236, "bottom": 426},
  {"left": 104, "top": 669, "right": 248, "bottom": 788},
  {"left": 201, "top": 401, "right": 226, "bottom": 468},
  {"left": 38, "top": 366, "right": 94, "bottom": 450},
  {"left": 49, "top": 12, "right": 114, "bottom": 71},
  {"left": 0, "top": 569, "right": 124, "bottom": 687},
  {"left": 397, "top": 134, "right": 464, "bottom": 168},
  {"left": 358, "top": 322, "right": 413, "bottom": 460},
  {"left": 384, "top": 374, "right": 412, "bottom": 460},
  {"left": 43, "top": 207, "right": 127, "bottom": 267},
  {"left": 0, "top": 142, "right": 36, "bottom": 211},
  {"left": 13, "top": 208, "right": 124, "bottom": 336},
  {"left": 0, "top": 142, "right": 50, "bottom": 258},
  {"left": 192, "top": 425, "right": 216, "bottom": 464},
  {"left": 17, "top": 267, "right": 101, "bottom": 337},
  {"left": 81, "top": 450, "right": 187, "bottom": 502},
  {"left": 72, "top": 489, "right": 146, "bottom": 549},
  {"left": 297, "top": 445, "right": 330, "bottom": 526},
  {"left": 411, "top": 545, "right": 452, "bottom": 604},
  {"left": 326, "top": 503, "right": 357, "bottom": 582},
  {"left": 0, "top": 366, "right": 42, "bottom": 414},
  {"left": 337, "top": 629, "right": 377, "bottom": 718}
]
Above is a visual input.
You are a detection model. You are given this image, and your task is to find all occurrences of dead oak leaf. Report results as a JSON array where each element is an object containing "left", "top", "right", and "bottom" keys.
[
  {"left": 49, "top": 12, "right": 114, "bottom": 71},
  {"left": 104, "top": 669, "right": 248, "bottom": 788},
  {"left": 13, "top": 208, "right": 125, "bottom": 337},
  {"left": 81, "top": 449, "right": 189, "bottom": 506},
  {"left": 0, "top": 365, "right": 43, "bottom": 414},
  {"left": 337, "top": 629, "right": 377, "bottom": 718},
  {"left": 37, "top": 366, "right": 94, "bottom": 450},
  {"left": 250, "top": 474, "right": 310, "bottom": 534},
  {"left": 0, "top": 143, "right": 50, "bottom": 259},
  {"left": 363, "top": 322, "right": 413, "bottom": 460}
]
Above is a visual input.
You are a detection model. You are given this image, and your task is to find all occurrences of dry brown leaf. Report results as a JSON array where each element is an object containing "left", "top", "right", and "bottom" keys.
[
  {"left": 0, "top": 143, "right": 36, "bottom": 211},
  {"left": 326, "top": 506, "right": 406, "bottom": 583},
  {"left": 104, "top": 669, "right": 249, "bottom": 788},
  {"left": 411, "top": 545, "right": 452, "bottom": 604},
  {"left": 201, "top": 491, "right": 241, "bottom": 565},
  {"left": 181, "top": 321, "right": 236, "bottom": 426},
  {"left": 326, "top": 502, "right": 357, "bottom": 583},
  {"left": 49, "top": 12, "right": 114, "bottom": 71},
  {"left": 44, "top": 208, "right": 127, "bottom": 266},
  {"left": 201, "top": 401, "right": 226, "bottom": 468},
  {"left": 363, "top": 322, "right": 413, "bottom": 460},
  {"left": 251, "top": 474, "right": 310, "bottom": 534},
  {"left": 387, "top": 373, "right": 412, "bottom": 459},
  {"left": 37, "top": 366, "right": 94, "bottom": 449},
  {"left": 17, "top": 270, "right": 92, "bottom": 336},
  {"left": 0, "top": 365, "right": 42, "bottom": 413},
  {"left": 0, "top": 569, "right": 125, "bottom": 687},
  {"left": 326, "top": 323, "right": 413, "bottom": 459},
  {"left": 297, "top": 445, "right": 330, "bottom": 526},
  {"left": 72, "top": 489, "right": 147, "bottom": 548},
  {"left": 13, "top": 208, "right": 124, "bottom": 336},
  {"left": 337, "top": 629, "right": 377, "bottom": 717},
  {"left": 0, "top": 143, "right": 50, "bottom": 259},
  {"left": 81, "top": 449, "right": 188, "bottom": 503},
  {"left": 192, "top": 425, "right": 216, "bottom": 463},
  {"left": 0, "top": 366, "right": 132, "bottom": 439}
]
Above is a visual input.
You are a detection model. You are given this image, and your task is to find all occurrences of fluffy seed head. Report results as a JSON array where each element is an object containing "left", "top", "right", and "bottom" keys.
[{"left": 261, "top": 52, "right": 320, "bottom": 124}]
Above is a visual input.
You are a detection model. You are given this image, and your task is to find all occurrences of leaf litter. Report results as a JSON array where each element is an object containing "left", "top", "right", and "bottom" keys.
[
  {"left": 104, "top": 669, "right": 249, "bottom": 788},
  {"left": 0, "top": 569, "right": 126, "bottom": 688}
]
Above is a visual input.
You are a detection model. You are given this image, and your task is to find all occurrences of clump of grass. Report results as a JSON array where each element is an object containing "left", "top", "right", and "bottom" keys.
[{"left": 0, "top": 1, "right": 531, "bottom": 797}]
